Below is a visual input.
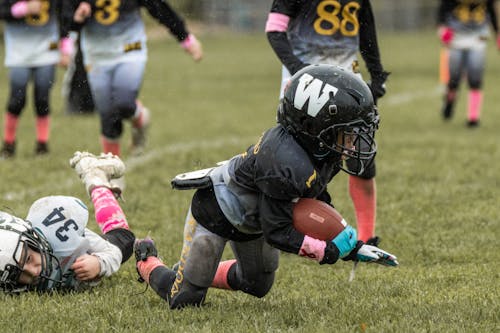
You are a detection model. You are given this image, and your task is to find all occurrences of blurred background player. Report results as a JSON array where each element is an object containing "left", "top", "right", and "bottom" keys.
[
  {"left": 437, "top": 0, "right": 499, "bottom": 127},
  {"left": 0, "top": 0, "right": 73, "bottom": 158},
  {"left": 64, "top": 0, "right": 203, "bottom": 157},
  {"left": 134, "top": 65, "right": 398, "bottom": 309},
  {"left": 61, "top": 32, "right": 95, "bottom": 115},
  {"left": 0, "top": 151, "right": 135, "bottom": 292},
  {"left": 265, "top": 0, "right": 389, "bottom": 244}
]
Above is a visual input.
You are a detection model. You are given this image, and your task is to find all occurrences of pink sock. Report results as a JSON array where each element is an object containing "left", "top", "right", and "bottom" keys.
[
  {"left": 137, "top": 256, "right": 164, "bottom": 284},
  {"left": 91, "top": 187, "right": 129, "bottom": 234},
  {"left": 3, "top": 113, "right": 19, "bottom": 143},
  {"left": 349, "top": 176, "right": 376, "bottom": 242},
  {"left": 101, "top": 136, "right": 121, "bottom": 156},
  {"left": 468, "top": 90, "right": 482, "bottom": 122},
  {"left": 211, "top": 259, "right": 236, "bottom": 290},
  {"left": 36, "top": 115, "right": 50, "bottom": 142}
]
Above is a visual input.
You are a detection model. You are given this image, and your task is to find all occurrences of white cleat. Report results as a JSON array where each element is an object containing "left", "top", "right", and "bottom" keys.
[{"left": 69, "top": 151, "right": 125, "bottom": 196}]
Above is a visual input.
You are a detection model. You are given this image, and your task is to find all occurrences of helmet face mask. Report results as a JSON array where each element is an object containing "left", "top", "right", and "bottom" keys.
[
  {"left": 0, "top": 212, "right": 61, "bottom": 293},
  {"left": 278, "top": 64, "right": 379, "bottom": 175}
]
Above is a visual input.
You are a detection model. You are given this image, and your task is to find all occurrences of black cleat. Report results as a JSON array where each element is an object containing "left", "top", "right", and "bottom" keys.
[
  {"left": 467, "top": 120, "right": 479, "bottom": 128},
  {"left": 0, "top": 141, "right": 16, "bottom": 159},
  {"left": 442, "top": 102, "right": 454, "bottom": 120},
  {"left": 35, "top": 141, "right": 49, "bottom": 155},
  {"left": 365, "top": 236, "right": 381, "bottom": 246}
]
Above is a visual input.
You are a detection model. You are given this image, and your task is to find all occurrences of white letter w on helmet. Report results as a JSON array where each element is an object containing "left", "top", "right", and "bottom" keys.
[{"left": 294, "top": 73, "right": 338, "bottom": 117}]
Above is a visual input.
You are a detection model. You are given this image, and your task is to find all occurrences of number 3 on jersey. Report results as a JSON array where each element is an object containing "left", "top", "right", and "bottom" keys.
[
  {"left": 314, "top": 0, "right": 360, "bottom": 37},
  {"left": 42, "top": 207, "right": 79, "bottom": 242},
  {"left": 95, "top": 0, "right": 121, "bottom": 25}
]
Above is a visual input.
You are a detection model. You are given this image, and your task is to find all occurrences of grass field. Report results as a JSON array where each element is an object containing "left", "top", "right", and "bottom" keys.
[{"left": 0, "top": 29, "right": 499, "bottom": 332}]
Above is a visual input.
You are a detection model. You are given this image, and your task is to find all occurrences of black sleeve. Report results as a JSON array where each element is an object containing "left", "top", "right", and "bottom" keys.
[
  {"left": 437, "top": 0, "right": 448, "bottom": 25},
  {"left": 487, "top": 0, "right": 498, "bottom": 34},
  {"left": 0, "top": 1, "right": 13, "bottom": 20},
  {"left": 267, "top": 31, "right": 308, "bottom": 75},
  {"left": 358, "top": 0, "right": 385, "bottom": 79},
  {"left": 266, "top": 0, "right": 308, "bottom": 75},
  {"left": 259, "top": 195, "right": 306, "bottom": 254},
  {"left": 140, "top": 0, "right": 189, "bottom": 42}
]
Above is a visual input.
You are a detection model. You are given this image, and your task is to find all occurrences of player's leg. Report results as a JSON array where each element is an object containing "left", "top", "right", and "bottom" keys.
[
  {"left": 111, "top": 61, "right": 148, "bottom": 156},
  {"left": 86, "top": 64, "right": 118, "bottom": 155},
  {"left": 1, "top": 67, "right": 30, "bottom": 158},
  {"left": 465, "top": 48, "right": 486, "bottom": 127},
  {"left": 135, "top": 209, "right": 226, "bottom": 309},
  {"left": 347, "top": 159, "right": 377, "bottom": 243},
  {"left": 442, "top": 48, "right": 464, "bottom": 120},
  {"left": 69, "top": 151, "right": 134, "bottom": 262},
  {"left": 211, "top": 238, "right": 280, "bottom": 298},
  {"left": 32, "top": 64, "right": 56, "bottom": 155},
  {"left": 279, "top": 66, "right": 292, "bottom": 99}
]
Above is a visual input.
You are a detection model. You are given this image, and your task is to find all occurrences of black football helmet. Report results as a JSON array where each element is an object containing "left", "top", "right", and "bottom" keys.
[
  {"left": 0, "top": 212, "right": 62, "bottom": 293},
  {"left": 278, "top": 64, "right": 379, "bottom": 175}
]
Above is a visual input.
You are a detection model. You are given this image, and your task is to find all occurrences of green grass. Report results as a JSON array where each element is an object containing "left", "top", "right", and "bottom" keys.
[{"left": 0, "top": 30, "right": 499, "bottom": 332}]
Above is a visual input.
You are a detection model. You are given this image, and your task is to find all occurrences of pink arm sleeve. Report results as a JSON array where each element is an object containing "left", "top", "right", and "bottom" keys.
[
  {"left": 265, "top": 12, "right": 290, "bottom": 32},
  {"left": 11, "top": 1, "right": 29, "bottom": 18},
  {"left": 298, "top": 235, "right": 326, "bottom": 262}
]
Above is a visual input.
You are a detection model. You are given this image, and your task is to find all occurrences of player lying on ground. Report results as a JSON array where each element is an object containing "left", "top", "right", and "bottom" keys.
[
  {"left": 0, "top": 152, "right": 135, "bottom": 292},
  {"left": 134, "top": 65, "right": 398, "bottom": 309}
]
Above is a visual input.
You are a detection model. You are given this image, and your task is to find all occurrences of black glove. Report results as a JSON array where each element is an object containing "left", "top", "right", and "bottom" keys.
[
  {"left": 368, "top": 71, "right": 390, "bottom": 104},
  {"left": 134, "top": 238, "right": 158, "bottom": 282}
]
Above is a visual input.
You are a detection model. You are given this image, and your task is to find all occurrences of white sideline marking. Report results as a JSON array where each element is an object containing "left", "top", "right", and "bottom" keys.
[
  {"left": 3, "top": 136, "right": 253, "bottom": 202},
  {"left": 384, "top": 85, "right": 442, "bottom": 106}
]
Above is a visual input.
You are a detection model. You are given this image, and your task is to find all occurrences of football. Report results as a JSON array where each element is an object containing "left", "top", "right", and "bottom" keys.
[{"left": 292, "top": 198, "right": 347, "bottom": 241}]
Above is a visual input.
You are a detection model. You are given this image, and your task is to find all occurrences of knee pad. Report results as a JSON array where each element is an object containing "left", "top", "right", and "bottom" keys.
[
  {"left": 113, "top": 99, "right": 136, "bottom": 119},
  {"left": 35, "top": 99, "right": 49, "bottom": 117},
  {"left": 468, "top": 79, "right": 482, "bottom": 90},
  {"left": 7, "top": 96, "right": 25, "bottom": 116},
  {"left": 346, "top": 158, "right": 376, "bottom": 179},
  {"left": 233, "top": 269, "right": 275, "bottom": 298},
  {"left": 182, "top": 235, "right": 225, "bottom": 288},
  {"left": 102, "top": 228, "right": 135, "bottom": 263}
]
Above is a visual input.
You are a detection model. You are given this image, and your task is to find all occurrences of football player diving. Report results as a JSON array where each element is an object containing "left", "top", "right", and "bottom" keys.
[
  {"left": 134, "top": 65, "right": 399, "bottom": 309},
  {"left": 0, "top": 152, "right": 135, "bottom": 293}
]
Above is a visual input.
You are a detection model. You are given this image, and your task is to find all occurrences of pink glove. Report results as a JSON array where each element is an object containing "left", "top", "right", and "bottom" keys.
[{"left": 438, "top": 26, "right": 454, "bottom": 45}]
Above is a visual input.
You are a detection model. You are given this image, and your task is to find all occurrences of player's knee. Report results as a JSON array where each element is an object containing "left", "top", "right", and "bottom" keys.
[
  {"left": 7, "top": 98, "right": 25, "bottom": 116},
  {"left": 468, "top": 80, "right": 482, "bottom": 90},
  {"left": 102, "top": 228, "right": 135, "bottom": 263},
  {"left": 346, "top": 159, "right": 376, "bottom": 179},
  {"left": 113, "top": 99, "right": 136, "bottom": 119},
  {"left": 239, "top": 272, "right": 275, "bottom": 298},
  {"left": 35, "top": 101, "right": 49, "bottom": 117}
]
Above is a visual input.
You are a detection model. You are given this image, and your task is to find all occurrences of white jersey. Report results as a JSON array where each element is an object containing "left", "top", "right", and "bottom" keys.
[
  {"left": 26, "top": 196, "right": 122, "bottom": 289},
  {"left": 80, "top": 3, "right": 147, "bottom": 66},
  {"left": 3, "top": 1, "right": 60, "bottom": 67}
]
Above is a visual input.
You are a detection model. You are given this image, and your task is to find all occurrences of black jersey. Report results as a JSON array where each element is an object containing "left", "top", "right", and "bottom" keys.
[
  {"left": 437, "top": 0, "right": 498, "bottom": 33},
  {"left": 266, "top": 0, "right": 384, "bottom": 77},
  {"left": 216, "top": 125, "right": 341, "bottom": 254}
]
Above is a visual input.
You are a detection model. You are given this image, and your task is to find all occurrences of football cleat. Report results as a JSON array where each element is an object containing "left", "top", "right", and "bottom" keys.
[
  {"left": 467, "top": 119, "right": 479, "bottom": 128},
  {"left": 442, "top": 101, "right": 454, "bottom": 120},
  {"left": 35, "top": 141, "right": 49, "bottom": 155},
  {"left": 130, "top": 101, "right": 150, "bottom": 156},
  {"left": 69, "top": 151, "right": 125, "bottom": 196},
  {"left": 0, "top": 141, "right": 15, "bottom": 159}
]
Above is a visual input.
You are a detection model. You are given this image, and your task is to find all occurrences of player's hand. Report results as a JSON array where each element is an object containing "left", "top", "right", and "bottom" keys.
[
  {"left": 181, "top": 34, "right": 203, "bottom": 62},
  {"left": 71, "top": 254, "right": 101, "bottom": 281},
  {"left": 331, "top": 225, "right": 358, "bottom": 258},
  {"left": 438, "top": 26, "right": 453, "bottom": 46},
  {"left": 26, "top": 0, "right": 42, "bottom": 15},
  {"left": 356, "top": 244, "right": 399, "bottom": 267},
  {"left": 134, "top": 237, "right": 158, "bottom": 261},
  {"left": 74, "top": 2, "right": 92, "bottom": 23},
  {"left": 368, "top": 71, "right": 390, "bottom": 103},
  {"left": 58, "top": 37, "right": 75, "bottom": 68}
]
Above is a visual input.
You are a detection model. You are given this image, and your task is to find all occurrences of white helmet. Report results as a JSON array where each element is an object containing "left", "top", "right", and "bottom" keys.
[{"left": 0, "top": 212, "right": 59, "bottom": 292}]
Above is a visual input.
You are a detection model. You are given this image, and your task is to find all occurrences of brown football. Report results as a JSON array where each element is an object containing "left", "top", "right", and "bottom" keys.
[{"left": 292, "top": 198, "right": 347, "bottom": 241}]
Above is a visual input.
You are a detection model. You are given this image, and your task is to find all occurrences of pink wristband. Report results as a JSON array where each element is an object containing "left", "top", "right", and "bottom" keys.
[
  {"left": 298, "top": 235, "right": 326, "bottom": 262},
  {"left": 59, "top": 37, "right": 75, "bottom": 56},
  {"left": 181, "top": 34, "right": 195, "bottom": 49},
  {"left": 11, "top": 1, "right": 29, "bottom": 18},
  {"left": 265, "top": 13, "right": 290, "bottom": 32}
]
